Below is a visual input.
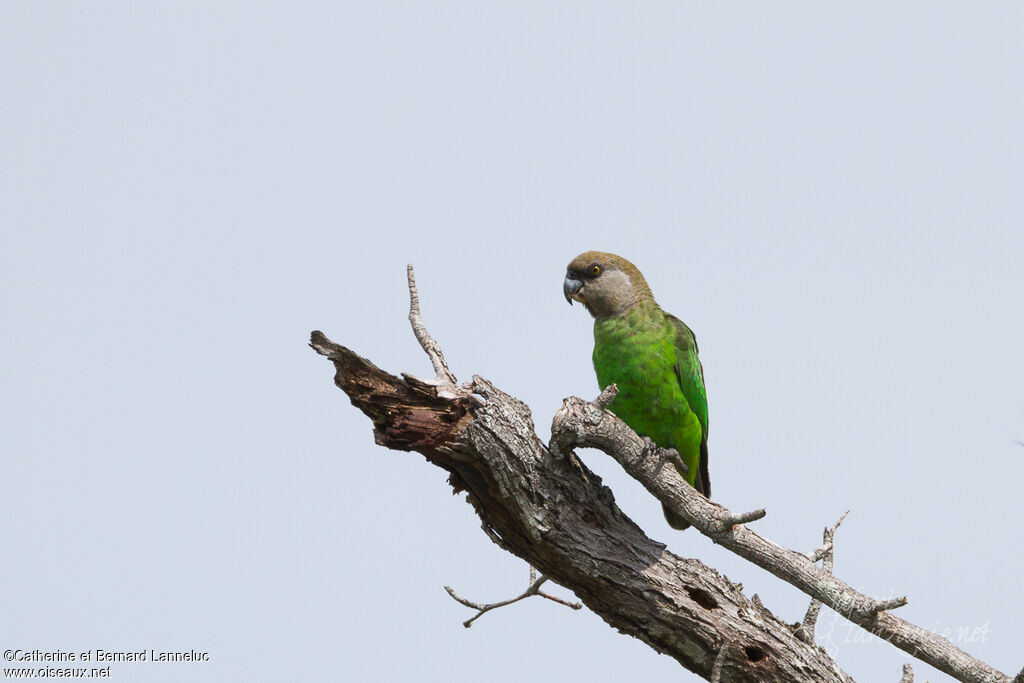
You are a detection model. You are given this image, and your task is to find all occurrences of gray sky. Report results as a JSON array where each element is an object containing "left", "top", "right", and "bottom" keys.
[{"left": 2, "top": 3, "right": 1022, "bottom": 681}]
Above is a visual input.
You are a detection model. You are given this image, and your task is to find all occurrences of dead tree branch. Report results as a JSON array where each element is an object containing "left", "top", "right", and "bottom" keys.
[
  {"left": 310, "top": 330, "right": 851, "bottom": 681},
  {"left": 406, "top": 264, "right": 458, "bottom": 390},
  {"left": 309, "top": 266, "right": 1014, "bottom": 683},
  {"left": 710, "top": 644, "right": 729, "bottom": 683},
  {"left": 795, "top": 510, "right": 849, "bottom": 643},
  {"left": 444, "top": 566, "right": 582, "bottom": 628},
  {"left": 549, "top": 394, "right": 1008, "bottom": 682}
]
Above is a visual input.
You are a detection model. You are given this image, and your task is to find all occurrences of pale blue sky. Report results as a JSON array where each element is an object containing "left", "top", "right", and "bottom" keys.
[{"left": 2, "top": 3, "right": 1022, "bottom": 681}]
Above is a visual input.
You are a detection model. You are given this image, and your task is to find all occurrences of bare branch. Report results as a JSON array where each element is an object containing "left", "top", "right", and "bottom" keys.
[
  {"left": 407, "top": 264, "right": 457, "bottom": 386},
  {"left": 311, "top": 267, "right": 1012, "bottom": 683},
  {"left": 444, "top": 567, "right": 581, "bottom": 628},
  {"left": 805, "top": 510, "right": 849, "bottom": 562},
  {"left": 715, "top": 508, "right": 767, "bottom": 530},
  {"left": 796, "top": 510, "right": 849, "bottom": 643},
  {"left": 312, "top": 332, "right": 852, "bottom": 681},
  {"left": 593, "top": 383, "right": 618, "bottom": 410},
  {"left": 901, "top": 663, "right": 915, "bottom": 682},
  {"left": 710, "top": 644, "right": 727, "bottom": 683},
  {"left": 869, "top": 596, "right": 910, "bottom": 614},
  {"left": 548, "top": 394, "right": 1009, "bottom": 682},
  {"left": 806, "top": 543, "right": 832, "bottom": 564}
]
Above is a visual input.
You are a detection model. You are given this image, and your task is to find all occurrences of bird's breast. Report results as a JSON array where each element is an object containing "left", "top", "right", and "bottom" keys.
[{"left": 592, "top": 318, "right": 686, "bottom": 446}]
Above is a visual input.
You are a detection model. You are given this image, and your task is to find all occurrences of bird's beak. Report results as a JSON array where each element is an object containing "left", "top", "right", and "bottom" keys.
[{"left": 563, "top": 276, "right": 583, "bottom": 305}]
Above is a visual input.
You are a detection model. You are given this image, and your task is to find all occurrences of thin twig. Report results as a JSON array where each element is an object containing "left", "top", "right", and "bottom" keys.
[
  {"left": 806, "top": 542, "right": 832, "bottom": 564},
  {"left": 710, "top": 644, "right": 727, "bottom": 683},
  {"left": 407, "top": 264, "right": 457, "bottom": 386},
  {"left": 593, "top": 384, "right": 619, "bottom": 410},
  {"left": 869, "top": 596, "right": 910, "bottom": 614},
  {"left": 444, "top": 567, "right": 582, "bottom": 628},
  {"left": 901, "top": 663, "right": 914, "bottom": 682},
  {"left": 718, "top": 509, "right": 767, "bottom": 528},
  {"left": 805, "top": 510, "right": 848, "bottom": 561},
  {"left": 796, "top": 510, "right": 849, "bottom": 643}
]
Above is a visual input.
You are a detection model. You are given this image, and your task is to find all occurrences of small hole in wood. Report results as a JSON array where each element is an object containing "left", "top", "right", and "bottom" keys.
[
  {"left": 744, "top": 646, "right": 767, "bottom": 662},
  {"left": 685, "top": 586, "right": 719, "bottom": 610}
]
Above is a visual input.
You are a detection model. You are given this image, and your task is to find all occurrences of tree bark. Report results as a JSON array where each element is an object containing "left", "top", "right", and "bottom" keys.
[
  {"left": 310, "top": 325, "right": 1014, "bottom": 683},
  {"left": 549, "top": 395, "right": 1009, "bottom": 683},
  {"left": 310, "top": 331, "right": 851, "bottom": 682}
]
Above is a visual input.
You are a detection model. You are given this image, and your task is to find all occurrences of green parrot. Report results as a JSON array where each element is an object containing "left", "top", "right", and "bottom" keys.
[{"left": 563, "top": 251, "right": 709, "bottom": 530}]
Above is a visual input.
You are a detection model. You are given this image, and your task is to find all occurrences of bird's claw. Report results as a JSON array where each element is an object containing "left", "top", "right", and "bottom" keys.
[
  {"left": 641, "top": 437, "right": 688, "bottom": 477},
  {"left": 665, "top": 448, "right": 688, "bottom": 476}
]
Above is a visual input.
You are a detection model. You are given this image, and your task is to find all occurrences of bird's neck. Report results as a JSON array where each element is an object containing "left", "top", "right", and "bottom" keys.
[{"left": 594, "top": 296, "right": 660, "bottom": 325}]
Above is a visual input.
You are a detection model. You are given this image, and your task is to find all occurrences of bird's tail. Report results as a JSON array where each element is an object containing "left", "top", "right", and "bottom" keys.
[
  {"left": 662, "top": 504, "right": 692, "bottom": 530},
  {"left": 663, "top": 443, "right": 709, "bottom": 530}
]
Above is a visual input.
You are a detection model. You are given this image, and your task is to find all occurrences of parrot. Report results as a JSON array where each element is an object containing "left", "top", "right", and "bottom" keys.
[{"left": 563, "top": 251, "right": 709, "bottom": 530}]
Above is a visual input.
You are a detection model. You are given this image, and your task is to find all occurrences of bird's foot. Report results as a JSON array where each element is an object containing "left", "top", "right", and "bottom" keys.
[{"left": 641, "top": 437, "right": 689, "bottom": 477}]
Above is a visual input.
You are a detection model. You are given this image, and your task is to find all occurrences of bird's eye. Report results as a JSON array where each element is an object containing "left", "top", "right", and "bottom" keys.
[{"left": 590, "top": 265, "right": 601, "bottom": 277}]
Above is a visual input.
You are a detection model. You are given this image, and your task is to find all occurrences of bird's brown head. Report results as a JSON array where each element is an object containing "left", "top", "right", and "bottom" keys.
[{"left": 563, "top": 251, "right": 653, "bottom": 319}]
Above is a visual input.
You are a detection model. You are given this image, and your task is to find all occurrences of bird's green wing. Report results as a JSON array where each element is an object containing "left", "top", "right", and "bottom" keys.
[{"left": 667, "top": 314, "right": 710, "bottom": 497}]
